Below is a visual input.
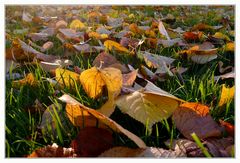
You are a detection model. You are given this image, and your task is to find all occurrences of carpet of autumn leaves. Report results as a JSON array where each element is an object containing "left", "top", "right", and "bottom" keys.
[{"left": 5, "top": 6, "right": 234, "bottom": 157}]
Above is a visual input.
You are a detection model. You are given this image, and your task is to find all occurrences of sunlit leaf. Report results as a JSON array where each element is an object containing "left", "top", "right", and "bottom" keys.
[
  {"left": 69, "top": 19, "right": 85, "bottom": 30},
  {"left": 104, "top": 40, "right": 130, "bottom": 54},
  {"left": 55, "top": 68, "right": 80, "bottom": 87},
  {"left": 218, "top": 84, "right": 234, "bottom": 107}
]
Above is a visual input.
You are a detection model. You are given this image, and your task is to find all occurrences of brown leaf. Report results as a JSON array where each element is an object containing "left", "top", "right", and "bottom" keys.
[
  {"left": 204, "top": 137, "right": 234, "bottom": 157},
  {"left": 28, "top": 33, "right": 49, "bottom": 42},
  {"left": 42, "top": 41, "right": 54, "bottom": 51},
  {"left": 93, "top": 52, "right": 119, "bottom": 68},
  {"left": 27, "top": 143, "right": 76, "bottom": 157},
  {"left": 173, "top": 102, "right": 223, "bottom": 140},
  {"left": 214, "top": 71, "right": 235, "bottom": 81},
  {"left": 122, "top": 69, "right": 138, "bottom": 87},
  {"left": 99, "top": 146, "right": 185, "bottom": 157},
  {"left": 158, "top": 20, "right": 171, "bottom": 40},
  {"left": 55, "top": 20, "right": 68, "bottom": 29},
  {"left": 183, "top": 31, "right": 203, "bottom": 42},
  {"left": 165, "top": 139, "right": 204, "bottom": 157},
  {"left": 73, "top": 44, "right": 95, "bottom": 53},
  {"left": 71, "top": 127, "right": 113, "bottom": 157}
]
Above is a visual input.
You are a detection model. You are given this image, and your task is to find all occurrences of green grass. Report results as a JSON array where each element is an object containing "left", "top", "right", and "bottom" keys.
[{"left": 5, "top": 5, "right": 234, "bottom": 157}]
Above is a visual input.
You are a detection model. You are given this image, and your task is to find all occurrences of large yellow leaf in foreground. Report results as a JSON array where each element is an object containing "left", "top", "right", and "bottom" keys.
[
  {"left": 59, "top": 94, "right": 146, "bottom": 148},
  {"left": 55, "top": 68, "right": 80, "bottom": 87},
  {"left": 116, "top": 81, "right": 184, "bottom": 133},
  {"left": 218, "top": 84, "right": 235, "bottom": 107}
]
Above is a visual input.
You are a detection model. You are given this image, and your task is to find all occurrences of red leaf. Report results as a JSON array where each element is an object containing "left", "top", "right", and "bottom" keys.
[{"left": 71, "top": 127, "right": 114, "bottom": 157}]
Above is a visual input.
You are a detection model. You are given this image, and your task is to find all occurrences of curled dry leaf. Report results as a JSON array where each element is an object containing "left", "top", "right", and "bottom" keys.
[
  {"left": 214, "top": 71, "right": 234, "bottom": 81},
  {"left": 71, "top": 127, "right": 113, "bottom": 157},
  {"left": 158, "top": 20, "right": 171, "bottom": 40},
  {"left": 17, "top": 39, "right": 57, "bottom": 61},
  {"left": 172, "top": 102, "right": 223, "bottom": 140},
  {"left": 99, "top": 146, "right": 185, "bottom": 157},
  {"left": 218, "top": 84, "right": 234, "bottom": 107},
  {"left": 40, "top": 59, "right": 72, "bottom": 72},
  {"left": 116, "top": 80, "right": 183, "bottom": 133},
  {"left": 27, "top": 143, "right": 76, "bottom": 157},
  {"left": 218, "top": 61, "right": 233, "bottom": 73},
  {"left": 58, "top": 94, "right": 146, "bottom": 148},
  {"left": 55, "top": 68, "right": 80, "bottom": 87},
  {"left": 179, "top": 42, "right": 218, "bottom": 64}
]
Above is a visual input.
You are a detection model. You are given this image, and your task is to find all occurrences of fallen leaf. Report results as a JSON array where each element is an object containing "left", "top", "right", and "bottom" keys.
[
  {"left": 140, "top": 51, "right": 175, "bottom": 69},
  {"left": 165, "top": 139, "right": 204, "bottom": 157},
  {"left": 40, "top": 59, "right": 72, "bottom": 72},
  {"left": 122, "top": 69, "right": 138, "bottom": 87},
  {"left": 40, "top": 104, "right": 69, "bottom": 137},
  {"left": 225, "top": 42, "right": 234, "bottom": 52},
  {"left": 116, "top": 81, "right": 183, "bottom": 133},
  {"left": 27, "top": 143, "right": 76, "bottom": 157},
  {"left": 55, "top": 68, "right": 80, "bottom": 87},
  {"left": 218, "top": 61, "right": 233, "bottom": 73},
  {"left": 183, "top": 31, "right": 203, "bottom": 42},
  {"left": 214, "top": 71, "right": 235, "bottom": 81},
  {"left": 58, "top": 28, "right": 84, "bottom": 40},
  {"left": 179, "top": 42, "right": 218, "bottom": 64},
  {"left": 28, "top": 33, "right": 49, "bottom": 42},
  {"left": 79, "top": 66, "right": 122, "bottom": 99},
  {"left": 99, "top": 146, "right": 185, "bottom": 157},
  {"left": 104, "top": 40, "right": 130, "bottom": 54},
  {"left": 158, "top": 20, "right": 170, "bottom": 40},
  {"left": 218, "top": 84, "right": 234, "bottom": 107},
  {"left": 212, "top": 32, "right": 230, "bottom": 41},
  {"left": 219, "top": 119, "right": 234, "bottom": 137},
  {"left": 59, "top": 94, "right": 146, "bottom": 148},
  {"left": 42, "top": 41, "right": 54, "bottom": 51},
  {"left": 55, "top": 20, "right": 68, "bottom": 29},
  {"left": 22, "top": 11, "right": 32, "bottom": 22},
  {"left": 12, "top": 73, "right": 38, "bottom": 88},
  {"left": 73, "top": 44, "right": 95, "bottom": 53},
  {"left": 92, "top": 52, "right": 119, "bottom": 68},
  {"left": 172, "top": 102, "right": 223, "bottom": 140},
  {"left": 129, "top": 23, "right": 144, "bottom": 35},
  {"left": 69, "top": 19, "right": 85, "bottom": 30},
  {"left": 71, "top": 127, "right": 113, "bottom": 157},
  {"left": 203, "top": 137, "right": 234, "bottom": 157}
]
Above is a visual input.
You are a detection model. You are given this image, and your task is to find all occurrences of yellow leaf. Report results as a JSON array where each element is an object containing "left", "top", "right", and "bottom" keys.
[
  {"left": 88, "top": 31, "right": 101, "bottom": 39},
  {"left": 69, "top": 19, "right": 85, "bottom": 30},
  {"left": 79, "top": 67, "right": 106, "bottom": 99},
  {"left": 59, "top": 94, "right": 146, "bottom": 148},
  {"left": 12, "top": 73, "right": 38, "bottom": 88},
  {"left": 218, "top": 84, "right": 235, "bottom": 107},
  {"left": 116, "top": 81, "right": 183, "bottom": 133},
  {"left": 213, "top": 32, "right": 230, "bottom": 41},
  {"left": 225, "top": 42, "right": 234, "bottom": 52},
  {"left": 104, "top": 40, "right": 130, "bottom": 54},
  {"left": 55, "top": 68, "right": 80, "bottom": 87},
  {"left": 80, "top": 66, "right": 122, "bottom": 116}
]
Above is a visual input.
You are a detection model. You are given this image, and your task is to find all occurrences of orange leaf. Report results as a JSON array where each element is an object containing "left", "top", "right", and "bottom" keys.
[{"left": 219, "top": 120, "right": 234, "bottom": 137}]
